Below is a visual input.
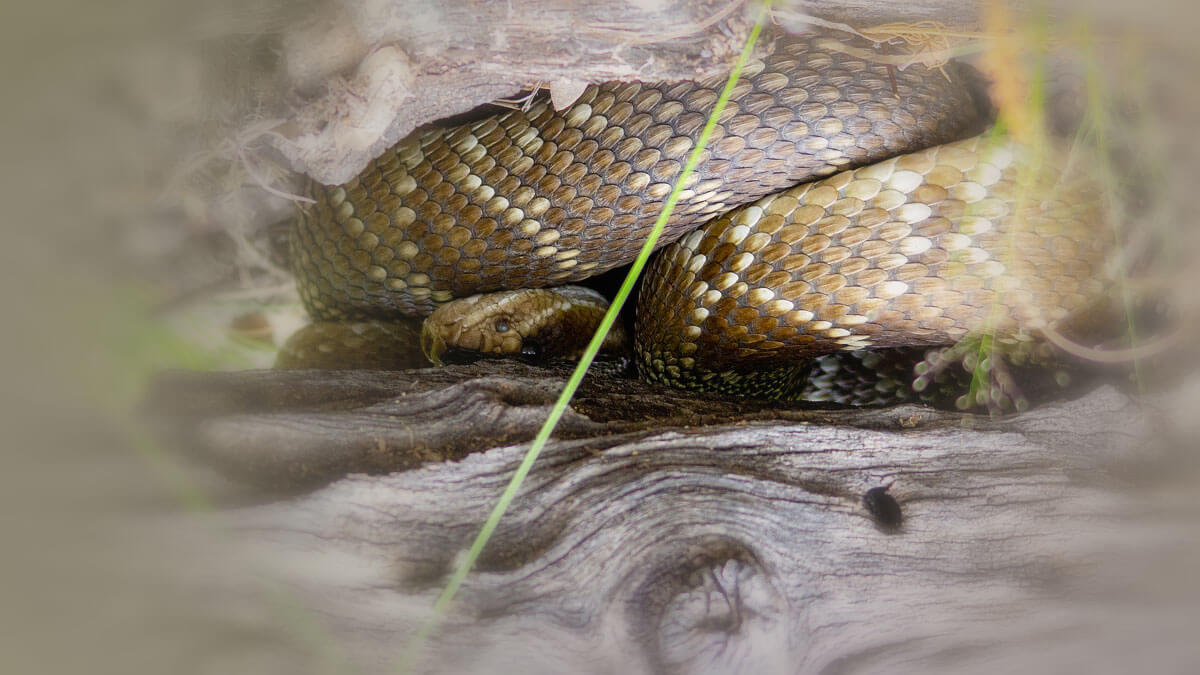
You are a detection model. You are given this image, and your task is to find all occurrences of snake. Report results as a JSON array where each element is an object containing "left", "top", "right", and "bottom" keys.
[{"left": 285, "top": 29, "right": 1110, "bottom": 402}]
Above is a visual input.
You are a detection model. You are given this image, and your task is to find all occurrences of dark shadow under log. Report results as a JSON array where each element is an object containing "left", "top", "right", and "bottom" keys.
[{"left": 148, "top": 360, "right": 1060, "bottom": 491}]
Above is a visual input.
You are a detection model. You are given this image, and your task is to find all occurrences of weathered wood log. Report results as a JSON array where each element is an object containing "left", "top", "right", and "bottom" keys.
[{"left": 145, "top": 364, "right": 1200, "bottom": 674}]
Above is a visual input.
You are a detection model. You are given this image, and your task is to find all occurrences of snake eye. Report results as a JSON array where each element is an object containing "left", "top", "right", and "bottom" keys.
[{"left": 494, "top": 318, "right": 510, "bottom": 333}]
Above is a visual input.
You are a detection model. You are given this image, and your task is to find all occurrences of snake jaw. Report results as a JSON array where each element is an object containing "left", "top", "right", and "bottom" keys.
[{"left": 422, "top": 293, "right": 527, "bottom": 364}]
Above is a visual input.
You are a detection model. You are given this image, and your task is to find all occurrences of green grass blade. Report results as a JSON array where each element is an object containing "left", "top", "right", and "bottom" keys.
[{"left": 396, "top": 2, "right": 773, "bottom": 670}]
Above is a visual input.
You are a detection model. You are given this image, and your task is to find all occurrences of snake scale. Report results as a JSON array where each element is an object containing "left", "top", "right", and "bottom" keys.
[{"left": 288, "top": 29, "right": 1110, "bottom": 401}]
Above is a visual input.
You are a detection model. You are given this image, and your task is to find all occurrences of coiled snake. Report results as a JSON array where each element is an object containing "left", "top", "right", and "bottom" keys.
[{"left": 286, "top": 29, "right": 1110, "bottom": 402}]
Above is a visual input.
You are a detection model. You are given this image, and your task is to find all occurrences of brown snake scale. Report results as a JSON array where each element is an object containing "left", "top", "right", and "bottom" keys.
[
  {"left": 289, "top": 29, "right": 1110, "bottom": 397},
  {"left": 635, "top": 135, "right": 1107, "bottom": 395}
]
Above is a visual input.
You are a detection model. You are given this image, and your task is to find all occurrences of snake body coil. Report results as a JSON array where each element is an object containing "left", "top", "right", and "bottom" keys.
[
  {"left": 290, "top": 30, "right": 1109, "bottom": 399},
  {"left": 293, "top": 31, "right": 983, "bottom": 319},
  {"left": 636, "top": 135, "right": 1106, "bottom": 396}
]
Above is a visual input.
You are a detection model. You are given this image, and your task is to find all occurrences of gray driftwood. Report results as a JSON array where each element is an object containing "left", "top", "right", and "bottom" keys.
[{"left": 147, "top": 363, "right": 1200, "bottom": 674}]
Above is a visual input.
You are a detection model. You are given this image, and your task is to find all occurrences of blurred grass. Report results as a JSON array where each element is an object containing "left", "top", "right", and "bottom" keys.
[
  {"left": 896, "top": 3, "right": 1183, "bottom": 411},
  {"left": 396, "top": 5, "right": 776, "bottom": 671}
]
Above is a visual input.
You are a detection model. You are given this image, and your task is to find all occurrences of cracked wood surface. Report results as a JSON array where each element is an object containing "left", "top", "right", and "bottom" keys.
[{"left": 146, "top": 363, "right": 1200, "bottom": 674}]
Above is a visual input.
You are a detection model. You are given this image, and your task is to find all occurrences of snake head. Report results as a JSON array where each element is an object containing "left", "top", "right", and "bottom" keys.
[
  {"left": 421, "top": 291, "right": 529, "bottom": 365},
  {"left": 420, "top": 286, "right": 627, "bottom": 365}
]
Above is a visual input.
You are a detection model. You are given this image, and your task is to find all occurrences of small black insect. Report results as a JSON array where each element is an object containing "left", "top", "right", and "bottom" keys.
[{"left": 862, "top": 486, "right": 903, "bottom": 532}]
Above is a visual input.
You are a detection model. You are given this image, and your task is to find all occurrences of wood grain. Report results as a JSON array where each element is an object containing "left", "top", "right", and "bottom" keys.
[{"left": 146, "top": 364, "right": 1200, "bottom": 674}]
